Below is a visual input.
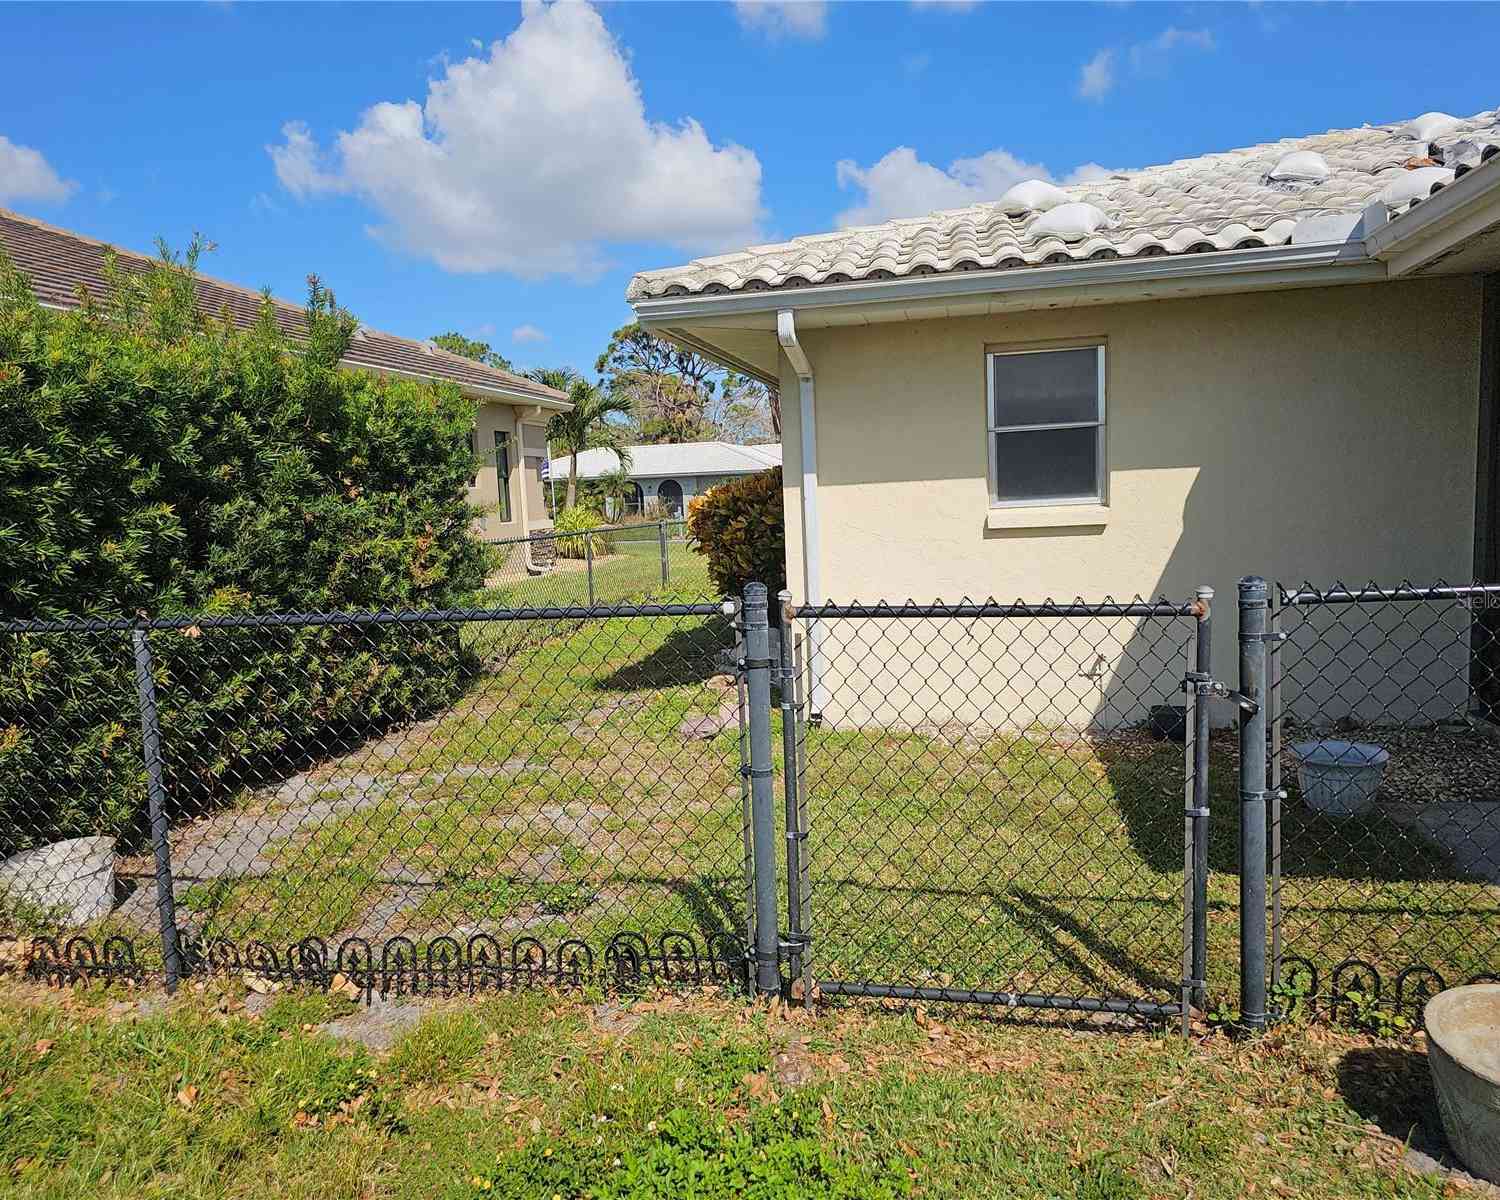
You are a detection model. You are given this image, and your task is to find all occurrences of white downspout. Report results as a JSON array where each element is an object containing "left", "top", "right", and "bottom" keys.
[{"left": 777, "top": 309, "right": 826, "bottom": 715}]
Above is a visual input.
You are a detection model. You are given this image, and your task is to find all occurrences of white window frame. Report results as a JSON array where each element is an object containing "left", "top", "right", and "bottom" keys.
[{"left": 985, "top": 343, "right": 1107, "bottom": 509}]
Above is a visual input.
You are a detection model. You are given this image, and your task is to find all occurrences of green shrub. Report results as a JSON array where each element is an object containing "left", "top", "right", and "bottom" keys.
[
  {"left": 685, "top": 467, "right": 785, "bottom": 598},
  {"left": 0, "top": 241, "right": 488, "bottom": 852},
  {"left": 551, "top": 505, "right": 615, "bottom": 558}
]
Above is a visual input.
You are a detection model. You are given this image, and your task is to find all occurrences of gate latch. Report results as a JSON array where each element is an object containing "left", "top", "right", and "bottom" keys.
[{"left": 1180, "top": 671, "right": 1260, "bottom": 715}]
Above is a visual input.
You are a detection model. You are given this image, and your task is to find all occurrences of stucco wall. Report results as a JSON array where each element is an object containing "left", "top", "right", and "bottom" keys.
[
  {"left": 778, "top": 277, "right": 1484, "bottom": 727},
  {"left": 470, "top": 402, "right": 526, "bottom": 540}
]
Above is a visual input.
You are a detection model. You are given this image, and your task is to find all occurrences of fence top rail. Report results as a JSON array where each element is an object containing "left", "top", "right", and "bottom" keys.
[
  {"left": 1279, "top": 581, "right": 1500, "bottom": 608},
  {"left": 480, "top": 519, "right": 688, "bottom": 547},
  {"left": 792, "top": 597, "right": 1200, "bottom": 620},
  {"left": 0, "top": 600, "right": 728, "bottom": 636}
]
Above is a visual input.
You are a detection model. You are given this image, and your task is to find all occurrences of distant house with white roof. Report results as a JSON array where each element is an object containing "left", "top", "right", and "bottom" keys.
[{"left": 552, "top": 441, "right": 781, "bottom": 517}]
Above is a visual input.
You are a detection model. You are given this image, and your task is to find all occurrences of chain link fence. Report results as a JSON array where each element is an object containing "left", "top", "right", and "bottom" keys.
[
  {"left": 0, "top": 600, "right": 750, "bottom": 998},
  {"left": 479, "top": 520, "right": 699, "bottom": 612},
  {"left": 5, "top": 569, "right": 1500, "bottom": 1028},
  {"left": 1267, "top": 582, "right": 1500, "bottom": 1019}
]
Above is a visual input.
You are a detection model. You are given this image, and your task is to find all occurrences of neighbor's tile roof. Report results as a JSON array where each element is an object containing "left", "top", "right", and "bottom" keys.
[
  {"left": 552, "top": 440, "right": 782, "bottom": 480},
  {"left": 0, "top": 207, "right": 569, "bottom": 408},
  {"left": 627, "top": 108, "right": 1500, "bottom": 301}
]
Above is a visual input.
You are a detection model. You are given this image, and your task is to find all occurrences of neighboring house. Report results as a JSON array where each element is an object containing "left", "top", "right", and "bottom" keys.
[
  {"left": 552, "top": 441, "right": 781, "bottom": 518},
  {"left": 627, "top": 109, "right": 1500, "bottom": 726},
  {"left": 0, "top": 208, "right": 570, "bottom": 548}
]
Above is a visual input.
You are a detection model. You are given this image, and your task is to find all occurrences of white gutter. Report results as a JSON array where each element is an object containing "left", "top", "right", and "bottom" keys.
[
  {"left": 777, "top": 309, "right": 827, "bottom": 714},
  {"left": 1364, "top": 158, "right": 1500, "bottom": 276},
  {"left": 633, "top": 240, "right": 1382, "bottom": 325}
]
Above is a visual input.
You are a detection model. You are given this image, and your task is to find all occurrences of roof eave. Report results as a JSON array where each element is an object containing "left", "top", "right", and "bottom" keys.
[
  {"left": 1364, "top": 160, "right": 1500, "bottom": 276},
  {"left": 631, "top": 239, "right": 1386, "bottom": 325},
  {"left": 346, "top": 358, "right": 573, "bottom": 410},
  {"left": 32, "top": 299, "right": 572, "bottom": 409}
]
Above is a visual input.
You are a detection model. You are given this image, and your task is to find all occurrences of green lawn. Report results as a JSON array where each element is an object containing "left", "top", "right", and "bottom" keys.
[{"left": 0, "top": 976, "right": 1458, "bottom": 1199}]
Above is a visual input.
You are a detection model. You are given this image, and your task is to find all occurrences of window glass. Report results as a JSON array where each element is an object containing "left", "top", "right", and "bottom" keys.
[
  {"left": 493, "top": 431, "right": 512, "bottom": 523},
  {"left": 990, "top": 347, "right": 1099, "bottom": 428},
  {"left": 991, "top": 428, "right": 1099, "bottom": 503}
]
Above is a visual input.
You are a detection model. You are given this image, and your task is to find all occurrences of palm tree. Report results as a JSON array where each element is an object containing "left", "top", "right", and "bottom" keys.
[
  {"left": 524, "top": 365, "right": 581, "bottom": 394},
  {"left": 547, "top": 378, "right": 633, "bottom": 509}
]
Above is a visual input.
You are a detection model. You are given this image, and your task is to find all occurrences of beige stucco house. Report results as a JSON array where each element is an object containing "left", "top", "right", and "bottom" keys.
[
  {"left": 0, "top": 207, "right": 570, "bottom": 553},
  {"left": 626, "top": 109, "right": 1500, "bottom": 726}
]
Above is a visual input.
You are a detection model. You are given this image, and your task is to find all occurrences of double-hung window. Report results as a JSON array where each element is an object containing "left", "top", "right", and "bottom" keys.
[
  {"left": 986, "top": 345, "right": 1105, "bottom": 507},
  {"left": 493, "top": 431, "right": 512, "bottom": 523}
]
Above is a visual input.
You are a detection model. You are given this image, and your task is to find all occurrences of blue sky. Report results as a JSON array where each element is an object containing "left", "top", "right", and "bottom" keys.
[{"left": 3, "top": 1, "right": 1498, "bottom": 379}]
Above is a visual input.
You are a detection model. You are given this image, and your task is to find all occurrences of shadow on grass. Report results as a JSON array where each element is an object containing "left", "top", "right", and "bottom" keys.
[
  {"left": 1009, "top": 887, "right": 1179, "bottom": 999},
  {"left": 596, "top": 617, "right": 734, "bottom": 692},
  {"left": 1336, "top": 1046, "right": 1437, "bottom": 1144},
  {"left": 1104, "top": 740, "right": 1464, "bottom": 883}
]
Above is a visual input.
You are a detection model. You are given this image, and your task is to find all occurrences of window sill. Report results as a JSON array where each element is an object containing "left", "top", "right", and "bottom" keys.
[{"left": 986, "top": 503, "right": 1110, "bottom": 531}]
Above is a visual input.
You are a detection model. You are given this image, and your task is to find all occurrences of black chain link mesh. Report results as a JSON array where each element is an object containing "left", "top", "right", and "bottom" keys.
[
  {"left": 793, "top": 598, "right": 1199, "bottom": 1018},
  {"left": 0, "top": 599, "right": 749, "bottom": 996},
  {"left": 1269, "top": 581, "right": 1500, "bottom": 1017}
]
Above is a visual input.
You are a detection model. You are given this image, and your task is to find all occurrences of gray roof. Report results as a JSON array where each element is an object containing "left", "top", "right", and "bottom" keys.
[
  {"left": 0, "top": 207, "right": 570, "bottom": 410},
  {"left": 627, "top": 108, "right": 1500, "bottom": 302},
  {"left": 552, "top": 441, "right": 782, "bottom": 480}
]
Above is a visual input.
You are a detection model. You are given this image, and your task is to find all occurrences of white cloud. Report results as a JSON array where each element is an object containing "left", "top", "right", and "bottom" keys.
[
  {"left": 511, "top": 323, "right": 547, "bottom": 344},
  {"left": 734, "top": 1, "right": 827, "bottom": 40},
  {"left": 1130, "top": 26, "right": 1216, "bottom": 73},
  {"left": 0, "top": 136, "right": 76, "bottom": 204},
  {"left": 835, "top": 147, "right": 1119, "bottom": 227},
  {"left": 268, "top": 120, "right": 348, "bottom": 198},
  {"left": 268, "top": 2, "right": 764, "bottom": 279},
  {"left": 1081, "top": 26, "right": 1215, "bottom": 101},
  {"left": 1078, "top": 48, "right": 1116, "bottom": 100}
]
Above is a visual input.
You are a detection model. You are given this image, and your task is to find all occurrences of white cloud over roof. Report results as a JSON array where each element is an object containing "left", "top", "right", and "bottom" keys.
[
  {"left": 269, "top": 1, "right": 764, "bottom": 280},
  {"left": 0, "top": 136, "right": 76, "bottom": 204}
]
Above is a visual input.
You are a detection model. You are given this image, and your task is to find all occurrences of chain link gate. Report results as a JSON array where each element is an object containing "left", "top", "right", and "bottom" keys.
[{"left": 755, "top": 587, "right": 1217, "bottom": 1026}]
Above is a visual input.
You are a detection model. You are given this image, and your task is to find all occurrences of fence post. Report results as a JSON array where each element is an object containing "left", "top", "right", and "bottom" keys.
[
  {"left": 777, "top": 588, "right": 806, "bottom": 992},
  {"left": 743, "top": 582, "right": 781, "bottom": 997},
  {"left": 1238, "top": 577, "right": 1270, "bottom": 1030},
  {"left": 131, "top": 627, "right": 184, "bottom": 993},
  {"left": 1189, "top": 586, "right": 1212, "bottom": 1014},
  {"left": 584, "top": 529, "right": 595, "bottom": 607},
  {"left": 658, "top": 520, "right": 669, "bottom": 589}
]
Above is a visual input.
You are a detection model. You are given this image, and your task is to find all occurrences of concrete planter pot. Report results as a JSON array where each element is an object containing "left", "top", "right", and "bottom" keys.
[
  {"left": 0, "top": 836, "right": 117, "bottom": 927},
  {"left": 1290, "top": 739, "right": 1389, "bottom": 817},
  {"left": 1424, "top": 983, "right": 1500, "bottom": 1184}
]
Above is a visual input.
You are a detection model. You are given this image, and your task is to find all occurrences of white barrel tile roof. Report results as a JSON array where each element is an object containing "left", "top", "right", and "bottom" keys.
[{"left": 627, "top": 109, "right": 1500, "bottom": 302}]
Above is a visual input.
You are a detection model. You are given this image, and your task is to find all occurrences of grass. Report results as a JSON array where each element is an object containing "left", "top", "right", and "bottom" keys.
[{"left": 0, "top": 976, "right": 1459, "bottom": 1199}]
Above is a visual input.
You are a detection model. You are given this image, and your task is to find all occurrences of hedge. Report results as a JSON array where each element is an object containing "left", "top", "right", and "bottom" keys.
[
  {"left": 685, "top": 466, "right": 785, "bottom": 599},
  {"left": 0, "top": 243, "right": 488, "bottom": 854}
]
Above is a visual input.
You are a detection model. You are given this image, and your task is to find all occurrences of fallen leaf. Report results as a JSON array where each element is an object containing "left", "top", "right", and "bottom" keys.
[
  {"left": 177, "top": 1085, "right": 199, "bottom": 1109},
  {"left": 32, "top": 1040, "right": 53, "bottom": 1060}
]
